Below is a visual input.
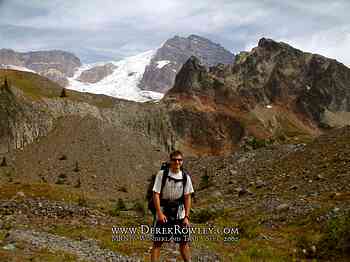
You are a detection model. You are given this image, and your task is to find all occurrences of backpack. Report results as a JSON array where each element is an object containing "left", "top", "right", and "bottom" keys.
[{"left": 146, "top": 162, "right": 188, "bottom": 215}]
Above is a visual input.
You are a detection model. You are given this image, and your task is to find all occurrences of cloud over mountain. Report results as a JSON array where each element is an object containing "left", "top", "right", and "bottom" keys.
[{"left": 1, "top": 0, "right": 350, "bottom": 65}]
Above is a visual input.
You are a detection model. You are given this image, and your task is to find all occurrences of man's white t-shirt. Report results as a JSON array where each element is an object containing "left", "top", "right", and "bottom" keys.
[{"left": 152, "top": 169, "right": 194, "bottom": 219}]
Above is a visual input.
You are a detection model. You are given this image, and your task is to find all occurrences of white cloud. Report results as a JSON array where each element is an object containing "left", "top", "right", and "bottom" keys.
[
  {"left": 280, "top": 26, "right": 350, "bottom": 67},
  {"left": 0, "top": 0, "right": 350, "bottom": 65}
]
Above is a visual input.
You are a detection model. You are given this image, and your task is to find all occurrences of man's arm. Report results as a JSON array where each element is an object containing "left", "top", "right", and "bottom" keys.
[
  {"left": 153, "top": 192, "right": 167, "bottom": 223},
  {"left": 183, "top": 193, "right": 191, "bottom": 225}
]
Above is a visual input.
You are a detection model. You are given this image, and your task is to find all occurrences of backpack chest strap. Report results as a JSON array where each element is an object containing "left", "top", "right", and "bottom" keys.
[{"left": 166, "top": 176, "right": 184, "bottom": 183}]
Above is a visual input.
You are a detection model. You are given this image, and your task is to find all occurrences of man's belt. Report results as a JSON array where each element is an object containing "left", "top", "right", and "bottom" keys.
[{"left": 160, "top": 197, "right": 184, "bottom": 208}]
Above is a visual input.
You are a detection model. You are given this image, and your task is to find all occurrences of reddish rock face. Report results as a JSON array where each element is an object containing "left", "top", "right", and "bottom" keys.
[
  {"left": 161, "top": 38, "right": 350, "bottom": 155},
  {"left": 168, "top": 108, "right": 244, "bottom": 156}
]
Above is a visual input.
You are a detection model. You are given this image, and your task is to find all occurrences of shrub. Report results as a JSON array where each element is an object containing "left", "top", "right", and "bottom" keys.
[
  {"left": 59, "top": 155, "right": 67, "bottom": 160},
  {"left": 295, "top": 234, "right": 318, "bottom": 259},
  {"left": 247, "top": 137, "right": 266, "bottom": 149},
  {"left": 0, "top": 157, "right": 7, "bottom": 167},
  {"left": 109, "top": 198, "right": 127, "bottom": 217},
  {"left": 296, "top": 210, "right": 350, "bottom": 259},
  {"left": 77, "top": 195, "right": 87, "bottom": 207},
  {"left": 192, "top": 208, "right": 224, "bottom": 223},
  {"left": 74, "top": 178, "right": 81, "bottom": 188},
  {"left": 60, "top": 88, "right": 67, "bottom": 98},
  {"left": 3, "top": 76, "right": 10, "bottom": 90},
  {"left": 132, "top": 201, "right": 146, "bottom": 216},
  {"left": 55, "top": 173, "right": 67, "bottom": 184},
  {"left": 116, "top": 198, "right": 126, "bottom": 210},
  {"left": 238, "top": 220, "right": 259, "bottom": 240},
  {"left": 118, "top": 186, "right": 128, "bottom": 193},
  {"left": 73, "top": 161, "right": 80, "bottom": 172},
  {"left": 317, "top": 210, "right": 350, "bottom": 258},
  {"left": 199, "top": 174, "right": 210, "bottom": 189}
]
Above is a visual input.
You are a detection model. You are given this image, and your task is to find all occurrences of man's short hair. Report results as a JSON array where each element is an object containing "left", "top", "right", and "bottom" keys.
[{"left": 170, "top": 150, "right": 183, "bottom": 159}]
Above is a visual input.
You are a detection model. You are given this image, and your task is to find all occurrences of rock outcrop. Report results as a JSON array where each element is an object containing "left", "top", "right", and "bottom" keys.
[
  {"left": 0, "top": 77, "right": 54, "bottom": 154},
  {"left": 78, "top": 63, "right": 117, "bottom": 83},
  {"left": 0, "top": 49, "right": 24, "bottom": 66},
  {"left": 22, "top": 50, "right": 81, "bottom": 77},
  {"left": 0, "top": 49, "right": 81, "bottom": 87},
  {"left": 140, "top": 34, "right": 234, "bottom": 93}
]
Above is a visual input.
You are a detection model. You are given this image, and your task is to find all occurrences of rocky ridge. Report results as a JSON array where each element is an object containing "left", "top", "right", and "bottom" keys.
[
  {"left": 164, "top": 38, "right": 350, "bottom": 153},
  {"left": 2, "top": 37, "right": 350, "bottom": 158}
]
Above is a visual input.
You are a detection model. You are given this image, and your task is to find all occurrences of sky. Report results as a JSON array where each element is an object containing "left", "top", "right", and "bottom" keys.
[{"left": 0, "top": 0, "right": 350, "bottom": 65}]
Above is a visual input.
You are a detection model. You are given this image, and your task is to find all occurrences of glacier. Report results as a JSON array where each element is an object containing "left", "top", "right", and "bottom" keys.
[{"left": 67, "top": 50, "right": 164, "bottom": 103}]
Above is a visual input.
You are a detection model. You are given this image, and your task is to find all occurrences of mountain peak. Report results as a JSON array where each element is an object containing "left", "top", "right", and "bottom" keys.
[
  {"left": 188, "top": 34, "right": 210, "bottom": 41},
  {"left": 257, "top": 37, "right": 278, "bottom": 48},
  {"left": 166, "top": 55, "right": 208, "bottom": 96},
  {"left": 140, "top": 34, "right": 234, "bottom": 93},
  {"left": 257, "top": 37, "right": 302, "bottom": 54},
  {"left": 0, "top": 48, "right": 16, "bottom": 53}
]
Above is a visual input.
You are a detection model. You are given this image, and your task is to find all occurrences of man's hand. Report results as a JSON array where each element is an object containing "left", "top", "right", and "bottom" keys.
[
  {"left": 154, "top": 192, "right": 167, "bottom": 223},
  {"left": 182, "top": 217, "right": 190, "bottom": 226},
  {"left": 157, "top": 212, "right": 167, "bottom": 224},
  {"left": 183, "top": 193, "right": 191, "bottom": 227}
]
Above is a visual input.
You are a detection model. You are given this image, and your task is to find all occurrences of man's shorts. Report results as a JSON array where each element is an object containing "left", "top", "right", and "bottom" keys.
[{"left": 153, "top": 218, "right": 190, "bottom": 243}]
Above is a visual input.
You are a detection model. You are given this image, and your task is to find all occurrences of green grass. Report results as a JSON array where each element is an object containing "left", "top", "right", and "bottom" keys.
[
  {"left": 236, "top": 244, "right": 284, "bottom": 261},
  {"left": 0, "top": 182, "right": 102, "bottom": 209},
  {"left": 0, "top": 69, "right": 116, "bottom": 108},
  {"left": 0, "top": 70, "right": 61, "bottom": 100}
]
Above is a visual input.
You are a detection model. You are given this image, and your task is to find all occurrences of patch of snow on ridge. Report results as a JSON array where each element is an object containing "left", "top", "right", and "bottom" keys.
[
  {"left": 156, "top": 60, "right": 171, "bottom": 69},
  {"left": 67, "top": 50, "right": 164, "bottom": 102},
  {"left": 0, "top": 64, "right": 36, "bottom": 73}
]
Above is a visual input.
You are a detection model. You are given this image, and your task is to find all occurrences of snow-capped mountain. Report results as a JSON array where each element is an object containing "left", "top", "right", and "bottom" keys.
[
  {"left": 140, "top": 34, "right": 235, "bottom": 93},
  {"left": 1, "top": 34, "right": 234, "bottom": 102},
  {"left": 67, "top": 50, "right": 164, "bottom": 102}
]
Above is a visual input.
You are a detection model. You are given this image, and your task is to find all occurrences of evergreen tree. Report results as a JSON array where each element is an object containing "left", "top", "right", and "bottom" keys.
[
  {"left": 0, "top": 157, "right": 7, "bottom": 167},
  {"left": 2, "top": 76, "right": 10, "bottom": 89},
  {"left": 60, "top": 88, "right": 67, "bottom": 98},
  {"left": 73, "top": 161, "right": 80, "bottom": 172},
  {"left": 4, "top": 77, "right": 9, "bottom": 88}
]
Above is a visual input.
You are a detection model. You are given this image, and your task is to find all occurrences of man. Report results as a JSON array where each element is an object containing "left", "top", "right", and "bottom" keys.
[{"left": 151, "top": 150, "right": 194, "bottom": 262}]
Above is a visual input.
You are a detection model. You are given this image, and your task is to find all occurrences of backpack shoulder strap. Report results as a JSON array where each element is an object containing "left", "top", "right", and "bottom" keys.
[
  {"left": 182, "top": 171, "right": 188, "bottom": 197},
  {"left": 160, "top": 167, "right": 169, "bottom": 199}
]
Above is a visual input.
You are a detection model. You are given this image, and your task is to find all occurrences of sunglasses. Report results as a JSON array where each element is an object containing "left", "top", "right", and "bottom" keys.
[{"left": 171, "top": 158, "right": 183, "bottom": 162}]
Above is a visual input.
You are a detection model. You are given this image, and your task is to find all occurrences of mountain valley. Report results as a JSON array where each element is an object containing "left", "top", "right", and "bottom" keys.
[{"left": 0, "top": 37, "right": 349, "bottom": 261}]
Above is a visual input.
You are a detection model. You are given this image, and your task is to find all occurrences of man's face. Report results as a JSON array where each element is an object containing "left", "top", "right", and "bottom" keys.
[{"left": 170, "top": 154, "right": 183, "bottom": 171}]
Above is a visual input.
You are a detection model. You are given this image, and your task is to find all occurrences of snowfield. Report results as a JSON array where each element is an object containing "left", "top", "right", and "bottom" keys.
[
  {"left": 1, "top": 50, "right": 165, "bottom": 103},
  {"left": 156, "top": 60, "right": 171, "bottom": 69},
  {"left": 67, "top": 50, "right": 164, "bottom": 103}
]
